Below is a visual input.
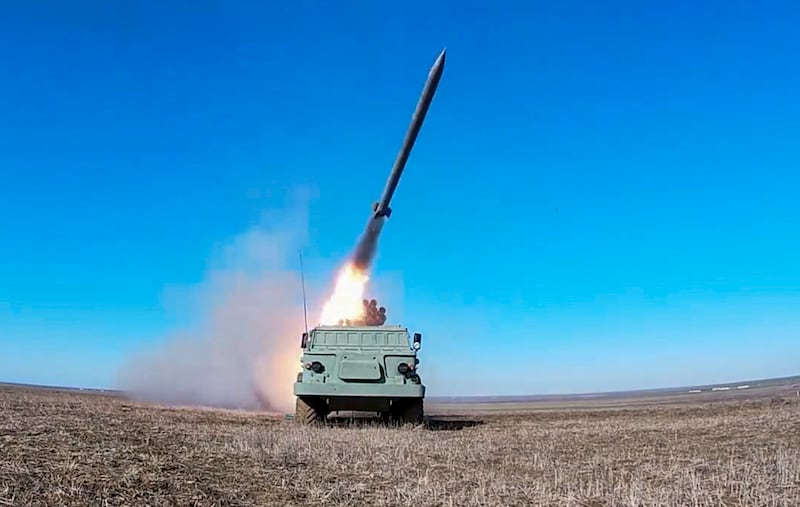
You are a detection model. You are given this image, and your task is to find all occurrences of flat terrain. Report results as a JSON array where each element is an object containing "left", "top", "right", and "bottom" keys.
[
  {"left": 427, "top": 375, "right": 800, "bottom": 413},
  {"left": 1, "top": 383, "right": 799, "bottom": 506}
]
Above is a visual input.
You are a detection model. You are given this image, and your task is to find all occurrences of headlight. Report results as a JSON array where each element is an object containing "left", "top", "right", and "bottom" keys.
[
  {"left": 311, "top": 361, "right": 324, "bottom": 373},
  {"left": 397, "top": 363, "right": 410, "bottom": 374}
]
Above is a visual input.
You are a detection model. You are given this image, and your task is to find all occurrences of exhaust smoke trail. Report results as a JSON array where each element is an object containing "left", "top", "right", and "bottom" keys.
[
  {"left": 116, "top": 196, "right": 311, "bottom": 414},
  {"left": 352, "top": 215, "right": 385, "bottom": 272},
  {"left": 318, "top": 49, "right": 447, "bottom": 322}
]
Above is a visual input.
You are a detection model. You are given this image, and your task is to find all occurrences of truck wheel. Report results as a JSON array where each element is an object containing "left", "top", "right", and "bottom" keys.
[
  {"left": 400, "top": 399, "right": 423, "bottom": 424},
  {"left": 295, "top": 397, "right": 325, "bottom": 425}
]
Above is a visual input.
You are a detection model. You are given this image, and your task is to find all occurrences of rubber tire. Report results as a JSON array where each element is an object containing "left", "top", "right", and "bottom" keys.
[
  {"left": 295, "top": 397, "right": 324, "bottom": 425},
  {"left": 399, "top": 399, "right": 423, "bottom": 424}
]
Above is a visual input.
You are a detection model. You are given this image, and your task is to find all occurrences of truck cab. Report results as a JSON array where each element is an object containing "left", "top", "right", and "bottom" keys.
[{"left": 293, "top": 323, "right": 424, "bottom": 424}]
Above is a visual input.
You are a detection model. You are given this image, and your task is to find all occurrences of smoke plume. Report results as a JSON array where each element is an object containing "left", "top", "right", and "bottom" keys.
[
  {"left": 351, "top": 215, "right": 385, "bottom": 271},
  {"left": 116, "top": 196, "right": 311, "bottom": 414}
]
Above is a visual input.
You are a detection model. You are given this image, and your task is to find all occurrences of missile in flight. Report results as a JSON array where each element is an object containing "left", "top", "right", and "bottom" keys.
[
  {"left": 352, "top": 49, "right": 446, "bottom": 271},
  {"left": 372, "top": 48, "right": 446, "bottom": 220}
]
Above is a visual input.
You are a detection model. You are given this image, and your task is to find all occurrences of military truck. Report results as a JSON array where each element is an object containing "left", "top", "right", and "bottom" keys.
[{"left": 293, "top": 300, "right": 424, "bottom": 424}]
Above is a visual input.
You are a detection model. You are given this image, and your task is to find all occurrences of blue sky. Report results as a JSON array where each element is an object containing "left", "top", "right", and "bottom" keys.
[{"left": 1, "top": 1, "right": 798, "bottom": 397}]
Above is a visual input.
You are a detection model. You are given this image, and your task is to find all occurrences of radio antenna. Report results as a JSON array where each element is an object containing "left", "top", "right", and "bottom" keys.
[{"left": 299, "top": 249, "right": 309, "bottom": 336}]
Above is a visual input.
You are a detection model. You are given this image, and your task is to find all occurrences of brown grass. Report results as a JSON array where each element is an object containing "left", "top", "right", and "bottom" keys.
[{"left": 1, "top": 386, "right": 799, "bottom": 506}]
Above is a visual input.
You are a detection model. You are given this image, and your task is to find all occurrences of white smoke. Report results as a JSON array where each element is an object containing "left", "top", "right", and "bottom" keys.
[{"left": 116, "top": 192, "right": 312, "bottom": 414}]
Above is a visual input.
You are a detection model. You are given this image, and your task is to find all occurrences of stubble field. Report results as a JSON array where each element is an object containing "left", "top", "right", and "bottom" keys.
[{"left": 1, "top": 384, "right": 799, "bottom": 506}]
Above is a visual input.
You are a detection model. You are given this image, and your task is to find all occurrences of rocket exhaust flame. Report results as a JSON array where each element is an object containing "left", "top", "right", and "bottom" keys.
[
  {"left": 318, "top": 49, "right": 446, "bottom": 325},
  {"left": 319, "top": 262, "right": 370, "bottom": 325}
]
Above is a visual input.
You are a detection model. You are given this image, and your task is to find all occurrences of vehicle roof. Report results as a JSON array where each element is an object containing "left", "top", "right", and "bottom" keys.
[{"left": 312, "top": 325, "right": 407, "bottom": 331}]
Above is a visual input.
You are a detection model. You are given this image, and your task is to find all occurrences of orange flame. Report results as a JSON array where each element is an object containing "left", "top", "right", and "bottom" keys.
[{"left": 319, "top": 262, "right": 369, "bottom": 325}]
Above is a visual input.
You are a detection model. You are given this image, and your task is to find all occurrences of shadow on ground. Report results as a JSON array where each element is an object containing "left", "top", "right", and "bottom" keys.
[
  {"left": 320, "top": 413, "right": 485, "bottom": 430},
  {"left": 424, "top": 417, "right": 485, "bottom": 431}
]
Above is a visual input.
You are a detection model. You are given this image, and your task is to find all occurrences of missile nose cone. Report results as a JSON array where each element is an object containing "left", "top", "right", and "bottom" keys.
[
  {"left": 434, "top": 48, "right": 446, "bottom": 68},
  {"left": 428, "top": 48, "right": 446, "bottom": 81}
]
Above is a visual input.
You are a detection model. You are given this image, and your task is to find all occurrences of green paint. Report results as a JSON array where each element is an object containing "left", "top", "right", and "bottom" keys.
[{"left": 293, "top": 325, "right": 425, "bottom": 422}]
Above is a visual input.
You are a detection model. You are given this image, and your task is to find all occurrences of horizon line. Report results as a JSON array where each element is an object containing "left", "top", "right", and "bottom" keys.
[{"left": 2, "top": 373, "right": 798, "bottom": 402}]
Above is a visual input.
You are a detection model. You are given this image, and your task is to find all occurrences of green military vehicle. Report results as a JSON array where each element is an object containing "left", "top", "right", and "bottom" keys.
[{"left": 293, "top": 300, "right": 424, "bottom": 424}]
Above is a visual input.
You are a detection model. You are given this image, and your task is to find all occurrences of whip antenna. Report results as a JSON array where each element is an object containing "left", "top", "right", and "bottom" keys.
[{"left": 299, "top": 249, "right": 309, "bottom": 335}]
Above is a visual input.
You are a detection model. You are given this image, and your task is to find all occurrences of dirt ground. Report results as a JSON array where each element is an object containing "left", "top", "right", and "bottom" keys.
[{"left": 1, "top": 385, "right": 798, "bottom": 506}]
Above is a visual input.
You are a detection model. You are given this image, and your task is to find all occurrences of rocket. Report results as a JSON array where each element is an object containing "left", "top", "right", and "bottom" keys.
[
  {"left": 352, "top": 48, "right": 446, "bottom": 270},
  {"left": 372, "top": 48, "right": 446, "bottom": 219}
]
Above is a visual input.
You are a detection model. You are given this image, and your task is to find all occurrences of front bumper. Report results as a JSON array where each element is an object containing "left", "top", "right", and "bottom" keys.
[{"left": 294, "top": 381, "right": 425, "bottom": 398}]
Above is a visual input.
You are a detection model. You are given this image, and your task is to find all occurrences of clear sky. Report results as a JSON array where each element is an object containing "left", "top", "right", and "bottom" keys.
[{"left": 1, "top": 1, "right": 798, "bottom": 397}]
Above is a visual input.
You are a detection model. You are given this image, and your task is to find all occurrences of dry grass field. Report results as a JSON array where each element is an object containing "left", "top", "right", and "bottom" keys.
[{"left": 1, "top": 385, "right": 799, "bottom": 506}]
